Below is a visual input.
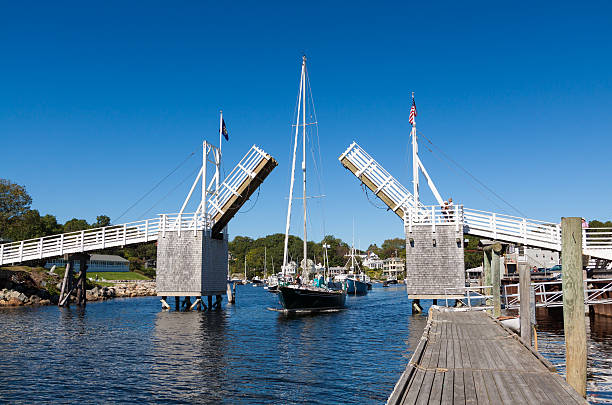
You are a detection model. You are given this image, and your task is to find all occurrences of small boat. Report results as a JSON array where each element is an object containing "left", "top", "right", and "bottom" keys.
[
  {"left": 383, "top": 278, "right": 399, "bottom": 287},
  {"left": 341, "top": 237, "right": 371, "bottom": 295},
  {"left": 277, "top": 56, "right": 346, "bottom": 312}
]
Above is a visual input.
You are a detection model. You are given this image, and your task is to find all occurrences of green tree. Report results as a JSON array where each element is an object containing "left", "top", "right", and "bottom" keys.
[
  {"left": 380, "top": 238, "right": 405, "bottom": 259},
  {"left": 63, "top": 218, "right": 90, "bottom": 233},
  {"left": 0, "top": 179, "right": 32, "bottom": 238},
  {"left": 92, "top": 215, "right": 111, "bottom": 228},
  {"left": 4, "top": 209, "right": 43, "bottom": 241},
  {"left": 464, "top": 235, "right": 483, "bottom": 270},
  {"left": 40, "top": 214, "right": 63, "bottom": 235}
]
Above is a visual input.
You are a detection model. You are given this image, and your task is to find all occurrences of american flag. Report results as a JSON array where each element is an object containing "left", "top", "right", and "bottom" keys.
[{"left": 409, "top": 97, "right": 417, "bottom": 126}]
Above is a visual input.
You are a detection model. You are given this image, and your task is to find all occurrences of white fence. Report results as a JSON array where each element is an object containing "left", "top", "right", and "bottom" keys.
[
  {"left": 0, "top": 213, "right": 208, "bottom": 266},
  {"left": 502, "top": 278, "right": 612, "bottom": 309}
]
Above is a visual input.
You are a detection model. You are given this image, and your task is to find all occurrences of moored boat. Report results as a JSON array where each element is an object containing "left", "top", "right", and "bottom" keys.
[
  {"left": 278, "top": 285, "right": 346, "bottom": 310},
  {"left": 277, "top": 56, "right": 346, "bottom": 312}
]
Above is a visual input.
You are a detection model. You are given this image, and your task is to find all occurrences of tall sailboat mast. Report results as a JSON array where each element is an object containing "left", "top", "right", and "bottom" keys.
[
  {"left": 264, "top": 246, "right": 267, "bottom": 280},
  {"left": 301, "top": 55, "right": 308, "bottom": 279},
  {"left": 282, "top": 57, "right": 306, "bottom": 276}
]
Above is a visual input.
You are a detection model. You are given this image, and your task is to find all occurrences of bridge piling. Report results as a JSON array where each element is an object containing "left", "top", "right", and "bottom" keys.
[{"left": 74, "top": 253, "right": 89, "bottom": 306}]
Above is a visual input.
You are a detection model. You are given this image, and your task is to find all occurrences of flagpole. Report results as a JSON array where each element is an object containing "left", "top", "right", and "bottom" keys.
[
  {"left": 219, "top": 110, "right": 223, "bottom": 159},
  {"left": 411, "top": 92, "right": 418, "bottom": 213}
]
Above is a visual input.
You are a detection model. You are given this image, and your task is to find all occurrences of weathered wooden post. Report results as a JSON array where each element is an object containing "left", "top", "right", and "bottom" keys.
[
  {"left": 58, "top": 261, "right": 71, "bottom": 307},
  {"left": 561, "top": 217, "right": 587, "bottom": 398},
  {"left": 491, "top": 244, "right": 501, "bottom": 317},
  {"left": 519, "top": 263, "right": 532, "bottom": 346},
  {"left": 483, "top": 250, "right": 492, "bottom": 311},
  {"left": 75, "top": 254, "right": 89, "bottom": 306}
]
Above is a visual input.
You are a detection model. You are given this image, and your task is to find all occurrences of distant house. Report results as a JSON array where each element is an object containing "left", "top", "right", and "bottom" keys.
[
  {"left": 45, "top": 254, "right": 130, "bottom": 272},
  {"left": 281, "top": 261, "right": 297, "bottom": 275},
  {"left": 363, "top": 252, "right": 384, "bottom": 269},
  {"left": 328, "top": 266, "right": 346, "bottom": 276},
  {"left": 383, "top": 257, "right": 405, "bottom": 278}
]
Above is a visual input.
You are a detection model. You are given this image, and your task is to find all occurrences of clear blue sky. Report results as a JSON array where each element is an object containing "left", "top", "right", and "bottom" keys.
[{"left": 1, "top": 1, "right": 611, "bottom": 247}]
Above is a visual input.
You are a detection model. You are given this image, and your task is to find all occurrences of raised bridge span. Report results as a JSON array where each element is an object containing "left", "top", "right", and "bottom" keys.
[
  {"left": 339, "top": 141, "right": 612, "bottom": 261},
  {"left": 0, "top": 144, "right": 277, "bottom": 266}
]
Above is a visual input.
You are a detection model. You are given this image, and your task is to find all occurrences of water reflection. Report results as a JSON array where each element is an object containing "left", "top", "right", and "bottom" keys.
[
  {"left": 535, "top": 307, "right": 612, "bottom": 404},
  {"left": 2, "top": 288, "right": 608, "bottom": 404}
]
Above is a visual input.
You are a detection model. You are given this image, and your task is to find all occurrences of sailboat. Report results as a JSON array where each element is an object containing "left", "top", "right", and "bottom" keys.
[
  {"left": 277, "top": 56, "right": 346, "bottom": 312},
  {"left": 343, "top": 244, "right": 371, "bottom": 295}
]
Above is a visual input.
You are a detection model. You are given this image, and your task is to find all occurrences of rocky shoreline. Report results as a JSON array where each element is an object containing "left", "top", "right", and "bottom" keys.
[{"left": 0, "top": 267, "right": 156, "bottom": 307}]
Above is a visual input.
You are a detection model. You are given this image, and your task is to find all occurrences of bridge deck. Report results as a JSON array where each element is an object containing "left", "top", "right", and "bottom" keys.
[{"left": 387, "top": 308, "right": 586, "bottom": 405}]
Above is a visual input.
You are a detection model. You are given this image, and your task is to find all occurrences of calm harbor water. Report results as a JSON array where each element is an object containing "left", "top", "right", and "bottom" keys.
[{"left": 0, "top": 285, "right": 610, "bottom": 404}]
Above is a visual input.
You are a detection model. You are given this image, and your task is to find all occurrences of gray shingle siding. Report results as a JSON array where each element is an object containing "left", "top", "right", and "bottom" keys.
[
  {"left": 405, "top": 224, "right": 465, "bottom": 295},
  {"left": 156, "top": 230, "right": 228, "bottom": 296}
]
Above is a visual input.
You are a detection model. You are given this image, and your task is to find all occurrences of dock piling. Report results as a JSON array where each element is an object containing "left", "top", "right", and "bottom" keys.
[
  {"left": 561, "top": 217, "right": 587, "bottom": 398},
  {"left": 519, "top": 263, "right": 532, "bottom": 346},
  {"left": 491, "top": 245, "right": 502, "bottom": 317}
]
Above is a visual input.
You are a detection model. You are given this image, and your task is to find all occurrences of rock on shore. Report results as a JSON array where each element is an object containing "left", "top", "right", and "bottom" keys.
[
  {"left": 85, "top": 281, "right": 156, "bottom": 301},
  {"left": 0, "top": 267, "right": 156, "bottom": 307}
]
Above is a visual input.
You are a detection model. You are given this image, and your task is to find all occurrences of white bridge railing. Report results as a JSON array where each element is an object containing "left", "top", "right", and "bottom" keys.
[
  {"left": 405, "top": 205, "right": 463, "bottom": 233},
  {"left": 207, "top": 145, "right": 270, "bottom": 220},
  {"left": 406, "top": 205, "right": 612, "bottom": 259},
  {"left": 340, "top": 142, "right": 612, "bottom": 259},
  {"left": 339, "top": 142, "right": 426, "bottom": 218},
  {"left": 462, "top": 207, "right": 562, "bottom": 251},
  {"left": 0, "top": 212, "right": 209, "bottom": 266}
]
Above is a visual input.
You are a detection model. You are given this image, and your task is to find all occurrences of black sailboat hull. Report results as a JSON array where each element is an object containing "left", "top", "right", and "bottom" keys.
[{"left": 278, "top": 286, "right": 346, "bottom": 310}]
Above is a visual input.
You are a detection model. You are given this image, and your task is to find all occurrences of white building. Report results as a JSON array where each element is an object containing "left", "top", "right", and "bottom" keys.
[
  {"left": 328, "top": 266, "right": 346, "bottom": 276},
  {"left": 383, "top": 257, "right": 405, "bottom": 278},
  {"left": 45, "top": 254, "right": 130, "bottom": 272},
  {"left": 281, "top": 261, "right": 297, "bottom": 275},
  {"left": 363, "top": 252, "right": 384, "bottom": 269}
]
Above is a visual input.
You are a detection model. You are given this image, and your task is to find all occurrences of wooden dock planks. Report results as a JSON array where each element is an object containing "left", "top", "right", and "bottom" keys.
[{"left": 387, "top": 308, "right": 587, "bottom": 405}]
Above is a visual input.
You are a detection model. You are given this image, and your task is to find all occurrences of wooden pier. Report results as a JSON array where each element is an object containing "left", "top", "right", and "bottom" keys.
[{"left": 387, "top": 308, "right": 587, "bottom": 404}]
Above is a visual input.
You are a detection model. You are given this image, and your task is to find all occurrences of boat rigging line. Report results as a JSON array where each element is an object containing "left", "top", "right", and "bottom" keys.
[
  {"left": 416, "top": 128, "right": 527, "bottom": 218},
  {"left": 114, "top": 150, "right": 197, "bottom": 222},
  {"left": 137, "top": 164, "right": 201, "bottom": 220}
]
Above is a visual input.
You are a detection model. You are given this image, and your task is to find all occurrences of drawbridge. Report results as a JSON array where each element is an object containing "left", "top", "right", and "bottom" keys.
[
  {"left": 340, "top": 141, "right": 612, "bottom": 261},
  {"left": 0, "top": 144, "right": 277, "bottom": 266}
]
